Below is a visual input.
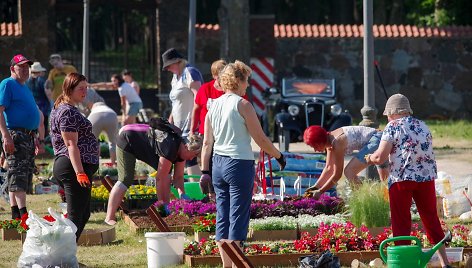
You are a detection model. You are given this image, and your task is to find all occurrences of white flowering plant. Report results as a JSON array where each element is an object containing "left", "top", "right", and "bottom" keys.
[
  {"left": 249, "top": 216, "right": 297, "bottom": 231},
  {"left": 296, "top": 214, "right": 346, "bottom": 229}
]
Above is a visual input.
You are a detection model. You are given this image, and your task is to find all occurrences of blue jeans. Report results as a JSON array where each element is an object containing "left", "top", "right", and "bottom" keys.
[
  {"left": 355, "top": 131, "right": 389, "bottom": 168},
  {"left": 212, "top": 154, "right": 255, "bottom": 241}
]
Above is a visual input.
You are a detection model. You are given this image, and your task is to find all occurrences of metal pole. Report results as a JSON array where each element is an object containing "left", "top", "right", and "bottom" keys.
[
  {"left": 82, "top": 0, "right": 90, "bottom": 78},
  {"left": 188, "top": 0, "right": 196, "bottom": 65},
  {"left": 360, "top": 0, "right": 379, "bottom": 179}
]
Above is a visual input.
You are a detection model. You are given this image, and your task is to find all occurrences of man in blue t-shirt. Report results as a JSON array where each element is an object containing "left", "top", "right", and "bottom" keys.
[{"left": 0, "top": 54, "right": 45, "bottom": 219}]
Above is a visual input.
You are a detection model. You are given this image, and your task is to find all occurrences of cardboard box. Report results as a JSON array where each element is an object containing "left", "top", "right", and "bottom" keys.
[
  {"left": 77, "top": 226, "right": 116, "bottom": 246},
  {"left": 34, "top": 184, "right": 59, "bottom": 194},
  {"left": 1, "top": 228, "right": 21, "bottom": 241}
]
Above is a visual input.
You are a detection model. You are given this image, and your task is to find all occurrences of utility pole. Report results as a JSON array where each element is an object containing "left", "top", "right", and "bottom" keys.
[
  {"left": 188, "top": 0, "right": 196, "bottom": 65},
  {"left": 82, "top": 0, "right": 90, "bottom": 78},
  {"left": 360, "top": 0, "right": 379, "bottom": 179}
]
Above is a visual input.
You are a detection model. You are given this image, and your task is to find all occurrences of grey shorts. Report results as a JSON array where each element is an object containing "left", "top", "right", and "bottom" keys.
[
  {"left": 88, "top": 111, "right": 118, "bottom": 153},
  {"left": 355, "top": 131, "right": 389, "bottom": 169},
  {"left": 117, "top": 146, "right": 159, "bottom": 187},
  {"left": 127, "top": 102, "right": 143, "bottom": 116}
]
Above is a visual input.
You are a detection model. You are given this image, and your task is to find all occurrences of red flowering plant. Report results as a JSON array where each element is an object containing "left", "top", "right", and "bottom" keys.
[
  {"left": 0, "top": 213, "right": 30, "bottom": 233},
  {"left": 0, "top": 218, "right": 22, "bottom": 230},
  {"left": 184, "top": 238, "right": 298, "bottom": 256},
  {"left": 449, "top": 224, "right": 471, "bottom": 247},
  {"left": 295, "top": 221, "right": 385, "bottom": 253},
  {"left": 192, "top": 213, "right": 216, "bottom": 233},
  {"left": 244, "top": 241, "right": 296, "bottom": 255},
  {"left": 184, "top": 237, "right": 220, "bottom": 256}
]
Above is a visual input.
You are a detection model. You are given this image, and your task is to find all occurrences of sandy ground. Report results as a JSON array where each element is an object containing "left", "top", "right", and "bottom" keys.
[{"left": 251, "top": 140, "right": 472, "bottom": 180}]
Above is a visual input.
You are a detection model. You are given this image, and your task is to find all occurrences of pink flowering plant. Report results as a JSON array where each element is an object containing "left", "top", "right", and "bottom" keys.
[
  {"left": 450, "top": 224, "right": 472, "bottom": 247},
  {"left": 184, "top": 238, "right": 220, "bottom": 256}
]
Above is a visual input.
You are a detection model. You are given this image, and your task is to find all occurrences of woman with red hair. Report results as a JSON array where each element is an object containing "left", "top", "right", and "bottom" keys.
[{"left": 303, "top": 125, "right": 388, "bottom": 199}]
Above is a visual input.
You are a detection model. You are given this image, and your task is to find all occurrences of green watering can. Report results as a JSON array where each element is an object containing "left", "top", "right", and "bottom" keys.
[{"left": 379, "top": 231, "right": 451, "bottom": 268}]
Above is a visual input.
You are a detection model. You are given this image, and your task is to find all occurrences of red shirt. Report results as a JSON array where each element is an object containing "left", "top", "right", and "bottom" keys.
[{"left": 194, "top": 80, "right": 224, "bottom": 134}]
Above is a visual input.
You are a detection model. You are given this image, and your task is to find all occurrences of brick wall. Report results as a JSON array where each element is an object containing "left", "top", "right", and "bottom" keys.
[
  {"left": 276, "top": 38, "right": 472, "bottom": 119},
  {"left": 0, "top": 0, "right": 51, "bottom": 79}
]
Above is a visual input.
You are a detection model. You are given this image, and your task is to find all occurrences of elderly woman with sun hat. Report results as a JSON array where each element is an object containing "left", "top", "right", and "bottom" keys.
[{"left": 366, "top": 94, "right": 451, "bottom": 268}]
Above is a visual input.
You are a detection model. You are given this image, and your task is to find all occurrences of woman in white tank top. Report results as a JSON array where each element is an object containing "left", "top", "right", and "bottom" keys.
[
  {"left": 302, "top": 125, "right": 389, "bottom": 199},
  {"left": 201, "top": 61, "right": 286, "bottom": 267}
]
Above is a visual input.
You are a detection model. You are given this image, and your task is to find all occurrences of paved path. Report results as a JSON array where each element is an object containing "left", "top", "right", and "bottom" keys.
[{"left": 251, "top": 140, "right": 472, "bottom": 179}]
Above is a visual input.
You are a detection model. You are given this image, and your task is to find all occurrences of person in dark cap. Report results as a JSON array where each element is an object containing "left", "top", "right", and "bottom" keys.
[
  {"left": 162, "top": 48, "right": 204, "bottom": 176},
  {"left": 366, "top": 94, "right": 451, "bottom": 268},
  {"left": 0, "top": 54, "right": 45, "bottom": 219}
]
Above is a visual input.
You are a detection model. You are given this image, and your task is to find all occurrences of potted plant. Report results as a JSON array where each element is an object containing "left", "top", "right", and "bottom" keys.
[
  {"left": 0, "top": 218, "right": 22, "bottom": 240},
  {"left": 192, "top": 214, "right": 216, "bottom": 241},
  {"left": 125, "top": 185, "right": 157, "bottom": 210},
  {"left": 90, "top": 185, "right": 110, "bottom": 212}
]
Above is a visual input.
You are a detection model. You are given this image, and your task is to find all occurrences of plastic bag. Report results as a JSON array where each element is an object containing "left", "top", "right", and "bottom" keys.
[
  {"left": 443, "top": 190, "right": 470, "bottom": 218},
  {"left": 17, "top": 208, "right": 79, "bottom": 268},
  {"left": 298, "top": 250, "right": 340, "bottom": 268}
]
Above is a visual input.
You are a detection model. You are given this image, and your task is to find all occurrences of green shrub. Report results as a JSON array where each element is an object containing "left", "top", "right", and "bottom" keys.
[{"left": 349, "top": 180, "right": 390, "bottom": 228}]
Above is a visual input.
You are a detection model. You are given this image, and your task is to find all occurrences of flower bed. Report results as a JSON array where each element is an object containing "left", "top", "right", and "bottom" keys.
[
  {"left": 157, "top": 195, "right": 344, "bottom": 219},
  {"left": 184, "top": 238, "right": 381, "bottom": 267},
  {"left": 185, "top": 221, "right": 472, "bottom": 266}
]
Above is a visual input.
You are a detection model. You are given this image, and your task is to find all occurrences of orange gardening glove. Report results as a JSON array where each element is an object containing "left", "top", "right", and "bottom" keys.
[{"left": 77, "top": 173, "right": 91, "bottom": 188}]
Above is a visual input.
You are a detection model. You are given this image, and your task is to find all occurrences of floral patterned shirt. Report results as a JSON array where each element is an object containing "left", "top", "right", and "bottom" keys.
[{"left": 381, "top": 116, "right": 437, "bottom": 188}]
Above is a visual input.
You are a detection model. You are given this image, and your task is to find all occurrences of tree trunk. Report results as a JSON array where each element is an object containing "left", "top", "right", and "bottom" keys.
[{"left": 218, "top": 0, "right": 250, "bottom": 64}]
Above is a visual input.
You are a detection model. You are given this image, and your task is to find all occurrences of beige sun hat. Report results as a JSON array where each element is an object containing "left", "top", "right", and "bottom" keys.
[
  {"left": 383, "top": 93, "right": 413, "bottom": 116},
  {"left": 30, "top": 62, "right": 47, "bottom": 72}
]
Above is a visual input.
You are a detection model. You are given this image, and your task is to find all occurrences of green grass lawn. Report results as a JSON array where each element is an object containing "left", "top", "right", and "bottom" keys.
[{"left": 0, "top": 194, "right": 151, "bottom": 268}]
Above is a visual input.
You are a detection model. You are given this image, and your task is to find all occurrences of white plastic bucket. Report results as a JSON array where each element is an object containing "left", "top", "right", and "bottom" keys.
[{"left": 145, "top": 232, "right": 185, "bottom": 268}]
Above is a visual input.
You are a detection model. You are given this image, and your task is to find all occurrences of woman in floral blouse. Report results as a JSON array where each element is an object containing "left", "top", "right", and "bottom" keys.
[{"left": 367, "top": 94, "right": 451, "bottom": 268}]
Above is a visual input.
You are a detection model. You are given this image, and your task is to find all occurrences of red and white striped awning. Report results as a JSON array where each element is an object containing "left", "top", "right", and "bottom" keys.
[{"left": 250, "top": 57, "right": 274, "bottom": 115}]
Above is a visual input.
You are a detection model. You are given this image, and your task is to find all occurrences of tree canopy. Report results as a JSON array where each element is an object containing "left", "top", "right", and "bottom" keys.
[{"left": 197, "top": 0, "right": 472, "bottom": 26}]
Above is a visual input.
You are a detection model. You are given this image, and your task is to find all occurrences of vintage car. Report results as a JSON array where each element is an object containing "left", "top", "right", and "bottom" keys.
[{"left": 262, "top": 78, "right": 352, "bottom": 152}]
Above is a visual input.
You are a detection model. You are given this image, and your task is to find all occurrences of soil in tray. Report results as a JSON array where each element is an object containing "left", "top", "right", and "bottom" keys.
[{"left": 126, "top": 211, "right": 197, "bottom": 228}]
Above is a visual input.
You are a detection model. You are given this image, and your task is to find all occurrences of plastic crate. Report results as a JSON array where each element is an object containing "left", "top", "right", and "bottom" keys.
[{"left": 125, "top": 194, "right": 157, "bottom": 210}]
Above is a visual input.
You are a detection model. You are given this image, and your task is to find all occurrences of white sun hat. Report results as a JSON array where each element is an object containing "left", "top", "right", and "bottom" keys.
[{"left": 30, "top": 62, "right": 47, "bottom": 72}]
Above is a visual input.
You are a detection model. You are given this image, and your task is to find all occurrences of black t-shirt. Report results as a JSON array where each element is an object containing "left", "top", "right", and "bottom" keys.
[{"left": 116, "top": 124, "right": 183, "bottom": 166}]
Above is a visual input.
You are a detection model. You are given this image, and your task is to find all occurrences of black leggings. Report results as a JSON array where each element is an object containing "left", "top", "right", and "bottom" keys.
[{"left": 53, "top": 156, "right": 98, "bottom": 241}]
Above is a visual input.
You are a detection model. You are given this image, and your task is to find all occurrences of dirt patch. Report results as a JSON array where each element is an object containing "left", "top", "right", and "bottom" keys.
[
  {"left": 435, "top": 149, "right": 472, "bottom": 179},
  {"left": 125, "top": 211, "right": 197, "bottom": 229}
]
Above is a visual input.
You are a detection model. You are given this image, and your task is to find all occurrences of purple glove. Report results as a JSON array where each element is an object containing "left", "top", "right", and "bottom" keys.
[{"left": 199, "top": 174, "right": 214, "bottom": 195}]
